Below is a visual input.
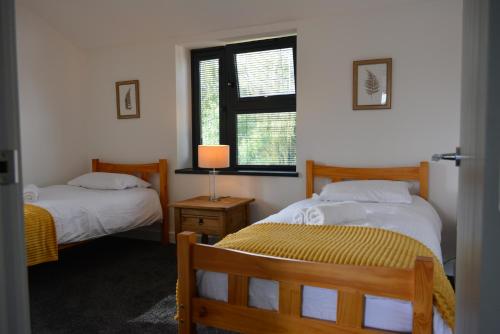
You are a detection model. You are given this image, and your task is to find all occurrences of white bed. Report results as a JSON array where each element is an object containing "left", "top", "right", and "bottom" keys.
[
  {"left": 196, "top": 195, "right": 452, "bottom": 334},
  {"left": 34, "top": 185, "right": 163, "bottom": 244}
]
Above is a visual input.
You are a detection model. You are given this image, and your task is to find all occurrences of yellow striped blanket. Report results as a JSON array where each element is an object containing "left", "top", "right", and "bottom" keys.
[
  {"left": 215, "top": 223, "right": 455, "bottom": 330},
  {"left": 24, "top": 204, "right": 58, "bottom": 266}
]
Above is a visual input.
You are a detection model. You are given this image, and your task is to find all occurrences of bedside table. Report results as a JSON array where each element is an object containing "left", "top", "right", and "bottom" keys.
[{"left": 171, "top": 196, "right": 254, "bottom": 243}]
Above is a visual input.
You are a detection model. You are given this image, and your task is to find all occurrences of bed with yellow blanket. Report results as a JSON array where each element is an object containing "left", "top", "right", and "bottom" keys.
[
  {"left": 24, "top": 159, "right": 169, "bottom": 266},
  {"left": 176, "top": 160, "right": 455, "bottom": 334}
]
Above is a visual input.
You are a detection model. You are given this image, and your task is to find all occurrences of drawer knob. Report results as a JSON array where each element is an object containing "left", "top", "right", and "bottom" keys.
[
  {"left": 198, "top": 218, "right": 204, "bottom": 225},
  {"left": 199, "top": 306, "right": 207, "bottom": 317}
]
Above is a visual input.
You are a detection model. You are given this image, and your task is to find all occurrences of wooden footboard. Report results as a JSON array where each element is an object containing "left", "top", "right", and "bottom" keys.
[{"left": 177, "top": 231, "right": 434, "bottom": 334}]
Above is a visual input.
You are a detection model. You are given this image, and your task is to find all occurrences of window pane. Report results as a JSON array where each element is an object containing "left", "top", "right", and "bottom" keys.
[
  {"left": 200, "top": 59, "right": 220, "bottom": 145},
  {"left": 235, "top": 48, "right": 295, "bottom": 98},
  {"left": 237, "top": 112, "right": 296, "bottom": 166}
]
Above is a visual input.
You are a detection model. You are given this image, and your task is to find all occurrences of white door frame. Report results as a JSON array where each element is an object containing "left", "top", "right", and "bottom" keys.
[{"left": 0, "top": 0, "right": 31, "bottom": 333}]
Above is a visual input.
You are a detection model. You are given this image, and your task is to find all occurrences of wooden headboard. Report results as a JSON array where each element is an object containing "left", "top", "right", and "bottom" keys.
[
  {"left": 92, "top": 158, "right": 169, "bottom": 244},
  {"left": 306, "top": 160, "right": 429, "bottom": 200}
]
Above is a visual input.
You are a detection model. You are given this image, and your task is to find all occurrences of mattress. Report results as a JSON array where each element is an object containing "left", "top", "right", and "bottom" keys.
[
  {"left": 197, "top": 195, "right": 452, "bottom": 334},
  {"left": 34, "top": 185, "right": 162, "bottom": 244}
]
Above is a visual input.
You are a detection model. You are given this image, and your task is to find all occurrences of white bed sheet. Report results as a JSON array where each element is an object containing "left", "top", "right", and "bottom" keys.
[
  {"left": 197, "top": 195, "right": 452, "bottom": 334},
  {"left": 34, "top": 185, "right": 162, "bottom": 244}
]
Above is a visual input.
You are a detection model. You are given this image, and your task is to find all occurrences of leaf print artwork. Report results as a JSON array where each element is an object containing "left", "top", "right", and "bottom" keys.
[
  {"left": 353, "top": 59, "right": 391, "bottom": 109},
  {"left": 116, "top": 80, "right": 140, "bottom": 118},
  {"left": 125, "top": 88, "right": 132, "bottom": 110},
  {"left": 364, "top": 70, "right": 380, "bottom": 97}
]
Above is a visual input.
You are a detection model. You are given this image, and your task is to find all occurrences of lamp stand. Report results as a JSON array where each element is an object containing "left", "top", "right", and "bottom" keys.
[{"left": 208, "top": 168, "right": 219, "bottom": 201}]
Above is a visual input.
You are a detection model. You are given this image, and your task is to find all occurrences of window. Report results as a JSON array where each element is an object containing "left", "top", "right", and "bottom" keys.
[{"left": 191, "top": 36, "right": 297, "bottom": 171}]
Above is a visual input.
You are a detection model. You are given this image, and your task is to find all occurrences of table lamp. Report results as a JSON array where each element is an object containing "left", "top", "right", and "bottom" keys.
[{"left": 198, "top": 145, "right": 230, "bottom": 201}]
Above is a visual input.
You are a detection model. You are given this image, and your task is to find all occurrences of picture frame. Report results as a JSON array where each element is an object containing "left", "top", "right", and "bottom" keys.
[
  {"left": 116, "top": 80, "right": 140, "bottom": 119},
  {"left": 353, "top": 58, "right": 392, "bottom": 110}
]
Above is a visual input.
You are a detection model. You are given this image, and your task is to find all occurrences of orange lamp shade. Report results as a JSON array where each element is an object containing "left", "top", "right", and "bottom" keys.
[{"left": 198, "top": 145, "right": 230, "bottom": 168}]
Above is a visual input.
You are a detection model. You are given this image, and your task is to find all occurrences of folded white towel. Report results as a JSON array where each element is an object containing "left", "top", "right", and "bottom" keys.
[
  {"left": 305, "top": 202, "right": 367, "bottom": 226},
  {"left": 23, "top": 184, "right": 40, "bottom": 202},
  {"left": 292, "top": 208, "right": 308, "bottom": 225}
]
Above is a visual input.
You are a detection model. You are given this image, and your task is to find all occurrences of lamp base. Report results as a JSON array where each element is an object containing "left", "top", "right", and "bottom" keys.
[
  {"left": 208, "top": 169, "right": 219, "bottom": 201},
  {"left": 207, "top": 170, "right": 230, "bottom": 201}
]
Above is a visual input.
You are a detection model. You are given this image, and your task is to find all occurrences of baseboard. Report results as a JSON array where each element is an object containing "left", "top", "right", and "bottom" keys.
[{"left": 114, "top": 226, "right": 177, "bottom": 243}]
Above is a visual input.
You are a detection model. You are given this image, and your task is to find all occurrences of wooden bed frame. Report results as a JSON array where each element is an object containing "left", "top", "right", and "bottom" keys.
[
  {"left": 59, "top": 158, "right": 169, "bottom": 249},
  {"left": 177, "top": 160, "right": 433, "bottom": 334}
]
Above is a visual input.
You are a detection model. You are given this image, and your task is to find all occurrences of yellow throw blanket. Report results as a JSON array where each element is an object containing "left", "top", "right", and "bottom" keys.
[
  {"left": 24, "top": 204, "right": 58, "bottom": 266},
  {"left": 215, "top": 223, "right": 455, "bottom": 330}
]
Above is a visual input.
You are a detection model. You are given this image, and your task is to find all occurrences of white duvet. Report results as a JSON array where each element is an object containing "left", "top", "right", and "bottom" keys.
[
  {"left": 197, "top": 195, "right": 452, "bottom": 334},
  {"left": 33, "top": 185, "right": 162, "bottom": 244}
]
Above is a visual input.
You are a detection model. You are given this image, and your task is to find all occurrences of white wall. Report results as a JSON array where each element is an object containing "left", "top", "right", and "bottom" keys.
[
  {"left": 296, "top": 0, "right": 462, "bottom": 258},
  {"left": 16, "top": 5, "right": 89, "bottom": 186},
  {"left": 31, "top": 0, "right": 462, "bottom": 258}
]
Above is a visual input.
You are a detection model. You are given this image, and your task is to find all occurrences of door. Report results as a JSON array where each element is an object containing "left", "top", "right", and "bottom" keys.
[
  {"left": 455, "top": 0, "right": 500, "bottom": 332},
  {"left": 0, "top": 0, "right": 31, "bottom": 333}
]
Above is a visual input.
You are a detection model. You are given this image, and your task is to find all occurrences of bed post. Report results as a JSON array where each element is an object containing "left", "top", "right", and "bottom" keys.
[
  {"left": 419, "top": 161, "right": 429, "bottom": 200},
  {"left": 159, "top": 159, "right": 169, "bottom": 244},
  {"left": 306, "top": 160, "right": 314, "bottom": 198},
  {"left": 412, "top": 256, "right": 434, "bottom": 334},
  {"left": 92, "top": 159, "right": 99, "bottom": 172},
  {"left": 177, "top": 232, "right": 197, "bottom": 334}
]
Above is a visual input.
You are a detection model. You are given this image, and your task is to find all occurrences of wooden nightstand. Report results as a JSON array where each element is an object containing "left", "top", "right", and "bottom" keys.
[{"left": 171, "top": 196, "right": 254, "bottom": 243}]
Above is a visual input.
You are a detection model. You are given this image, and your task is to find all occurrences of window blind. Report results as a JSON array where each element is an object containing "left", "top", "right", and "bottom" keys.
[
  {"left": 235, "top": 48, "right": 295, "bottom": 98},
  {"left": 237, "top": 112, "right": 296, "bottom": 166},
  {"left": 199, "top": 59, "right": 220, "bottom": 145}
]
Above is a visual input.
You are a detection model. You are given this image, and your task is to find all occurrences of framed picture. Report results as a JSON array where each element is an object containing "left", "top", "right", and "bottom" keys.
[
  {"left": 353, "top": 58, "right": 392, "bottom": 110},
  {"left": 116, "top": 80, "right": 140, "bottom": 119}
]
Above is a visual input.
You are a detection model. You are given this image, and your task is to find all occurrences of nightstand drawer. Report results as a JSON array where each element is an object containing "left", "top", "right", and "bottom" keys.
[
  {"left": 172, "top": 196, "right": 254, "bottom": 243},
  {"left": 182, "top": 209, "right": 222, "bottom": 218},
  {"left": 181, "top": 215, "right": 222, "bottom": 235}
]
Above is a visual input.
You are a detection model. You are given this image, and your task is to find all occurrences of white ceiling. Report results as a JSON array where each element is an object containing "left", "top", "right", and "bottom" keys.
[{"left": 18, "top": 0, "right": 424, "bottom": 49}]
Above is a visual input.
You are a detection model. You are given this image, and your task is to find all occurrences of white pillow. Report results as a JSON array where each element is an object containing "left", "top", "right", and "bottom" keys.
[
  {"left": 319, "top": 180, "right": 412, "bottom": 204},
  {"left": 67, "top": 172, "right": 150, "bottom": 190}
]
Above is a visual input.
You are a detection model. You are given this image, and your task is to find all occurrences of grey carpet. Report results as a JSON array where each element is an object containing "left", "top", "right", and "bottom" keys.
[{"left": 29, "top": 237, "right": 180, "bottom": 334}]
